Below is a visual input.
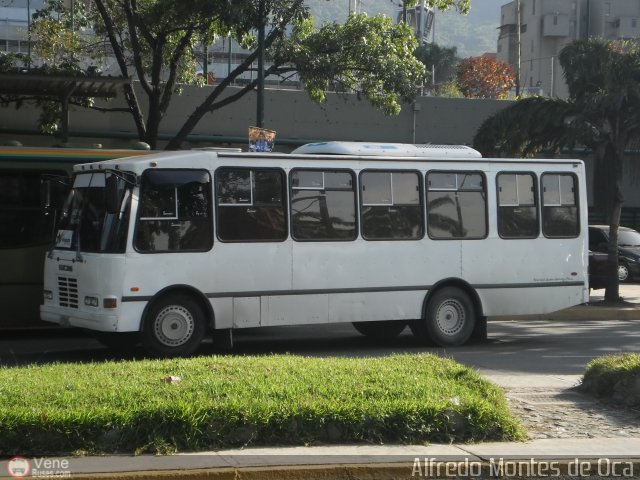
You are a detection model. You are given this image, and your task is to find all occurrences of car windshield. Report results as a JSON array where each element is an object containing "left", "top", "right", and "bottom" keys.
[
  {"left": 618, "top": 230, "right": 640, "bottom": 247},
  {"left": 55, "top": 172, "right": 133, "bottom": 254}
]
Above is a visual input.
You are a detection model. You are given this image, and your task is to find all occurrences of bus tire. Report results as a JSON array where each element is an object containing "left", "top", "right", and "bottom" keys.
[
  {"left": 352, "top": 320, "right": 407, "bottom": 339},
  {"left": 413, "top": 287, "right": 475, "bottom": 347},
  {"left": 141, "top": 294, "right": 206, "bottom": 357}
]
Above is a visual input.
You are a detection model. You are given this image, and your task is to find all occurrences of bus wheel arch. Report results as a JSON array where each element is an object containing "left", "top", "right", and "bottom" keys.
[
  {"left": 412, "top": 280, "right": 484, "bottom": 346},
  {"left": 140, "top": 286, "right": 213, "bottom": 357}
]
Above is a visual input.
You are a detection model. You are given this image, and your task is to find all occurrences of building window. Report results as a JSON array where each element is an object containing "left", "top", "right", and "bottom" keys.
[
  {"left": 633, "top": 19, "right": 637, "bottom": 28},
  {"left": 532, "top": 0, "right": 536, "bottom": 15}
]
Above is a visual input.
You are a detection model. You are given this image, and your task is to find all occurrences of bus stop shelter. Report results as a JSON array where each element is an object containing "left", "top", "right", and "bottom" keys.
[{"left": 0, "top": 73, "right": 130, "bottom": 142}]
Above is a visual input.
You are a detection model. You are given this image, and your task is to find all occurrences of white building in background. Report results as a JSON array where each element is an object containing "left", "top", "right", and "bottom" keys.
[
  {"left": 0, "top": 0, "right": 43, "bottom": 55},
  {"left": 497, "top": 0, "right": 640, "bottom": 99}
]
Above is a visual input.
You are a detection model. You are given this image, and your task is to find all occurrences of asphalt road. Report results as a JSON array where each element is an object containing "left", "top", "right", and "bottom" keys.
[{"left": 2, "top": 316, "right": 639, "bottom": 382}]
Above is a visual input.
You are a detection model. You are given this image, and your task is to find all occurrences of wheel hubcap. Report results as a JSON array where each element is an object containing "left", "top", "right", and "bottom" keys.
[
  {"left": 619, "top": 265, "right": 629, "bottom": 281},
  {"left": 435, "top": 299, "right": 465, "bottom": 336},
  {"left": 154, "top": 305, "right": 194, "bottom": 347}
]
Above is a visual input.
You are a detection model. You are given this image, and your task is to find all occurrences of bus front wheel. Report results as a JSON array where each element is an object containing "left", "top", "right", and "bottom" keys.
[
  {"left": 412, "top": 287, "right": 475, "bottom": 347},
  {"left": 141, "top": 294, "right": 206, "bottom": 357}
]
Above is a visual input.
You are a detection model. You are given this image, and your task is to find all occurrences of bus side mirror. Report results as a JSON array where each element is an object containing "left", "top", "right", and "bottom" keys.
[
  {"left": 105, "top": 176, "right": 120, "bottom": 214},
  {"left": 40, "top": 175, "right": 69, "bottom": 210},
  {"left": 41, "top": 179, "right": 53, "bottom": 210}
]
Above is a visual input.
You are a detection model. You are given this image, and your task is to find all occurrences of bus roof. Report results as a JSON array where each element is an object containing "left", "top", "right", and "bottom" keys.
[
  {"left": 291, "top": 142, "right": 482, "bottom": 158},
  {"left": 0, "top": 145, "right": 152, "bottom": 163},
  {"left": 72, "top": 142, "right": 584, "bottom": 175}
]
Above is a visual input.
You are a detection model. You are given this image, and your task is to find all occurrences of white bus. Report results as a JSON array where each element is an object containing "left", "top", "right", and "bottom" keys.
[{"left": 40, "top": 142, "right": 589, "bottom": 356}]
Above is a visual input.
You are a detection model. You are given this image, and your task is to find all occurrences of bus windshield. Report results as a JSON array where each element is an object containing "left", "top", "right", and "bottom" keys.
[{"left": 55, "top": 172, "right": 132, "bottom": 253}]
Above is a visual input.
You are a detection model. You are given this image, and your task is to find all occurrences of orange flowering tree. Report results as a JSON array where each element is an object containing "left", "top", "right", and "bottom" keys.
[{"left": 456, "top": 55, "right": 515, "bottom": 99}]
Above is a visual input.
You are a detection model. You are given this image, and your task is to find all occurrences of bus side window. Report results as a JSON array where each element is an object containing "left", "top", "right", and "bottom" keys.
[
  {"left": 541, "top": 173, "right": 579, "bottom": 238},
  {"left": 497, "top": 172, "right": 539, "bottom": 239},
  {"left": 0, "top": 170, "right": 66, "bottom": 249},
  {"left": 290, "top": 169, "right": 356, "bottom": 241},
  {"left": 360, "top": 170, "right": 423, "bottom": 240},
  {"left": 216, "top": 168, "right": 287, "bottom": 242},
  {"left": 426, "top": 171, "right": 487, "bottom": 239},
  {"left": 134, "top": 169, "right": 213, "bottom": 252}
]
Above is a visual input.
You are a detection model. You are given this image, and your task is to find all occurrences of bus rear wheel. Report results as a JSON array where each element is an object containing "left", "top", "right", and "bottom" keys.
[
  {"left": 412, "top": 287, "right": 475, "bottom": 347},
  {"left": 352, "top": 320, "right": 407, "bottom": 339},
  {"left": 141, "top": 294, "right": 206, "bottom": 357}
]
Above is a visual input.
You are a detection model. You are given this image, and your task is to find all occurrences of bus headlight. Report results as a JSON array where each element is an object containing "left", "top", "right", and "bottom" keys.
[
  {"left": 43, "top": 290, "right": 53, "bottom": 301},
  {"left": 84, "top": 296, "right": 99, "bottom": 307}
]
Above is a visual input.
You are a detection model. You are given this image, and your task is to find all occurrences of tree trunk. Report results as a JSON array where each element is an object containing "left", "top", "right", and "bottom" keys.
[
  {"left": 144, "top": 91, "right": 162, "bottom": 150},
  {"left": 605, "top": 197, "right": 622, "bottom": 302},
  {"left": 603, "top": 138, "right": 626, "bottom": 303}
]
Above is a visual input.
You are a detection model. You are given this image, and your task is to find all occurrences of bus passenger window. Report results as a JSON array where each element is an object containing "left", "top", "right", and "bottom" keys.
[
  {"left": 360, "top": 171, "right": 423, "bottom": 240},
  {"left": 134, "top": 170, "right": 212, "bottom": 252},
  {"left": 216, "top": 168, "right": 287, "bottom": 242},
  {"left": 541, "top": 173, "right": 579, "bottom": 238},
  {"left": 497, "top": 173, "right": 538, "bottom": 238},
  {"left": 427, "top": 171, "right": 487, "bottom": 239},
  {"left": 290, "top": 169, "right": 356, "bottom": 241},
  {"left": 0, "top": 171, "right": 66, "bottom": 249}
]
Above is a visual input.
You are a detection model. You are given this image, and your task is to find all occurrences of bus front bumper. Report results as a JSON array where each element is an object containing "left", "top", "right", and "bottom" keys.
[{"left": 40, "top": 304, "right": 119, "bottom": 332}]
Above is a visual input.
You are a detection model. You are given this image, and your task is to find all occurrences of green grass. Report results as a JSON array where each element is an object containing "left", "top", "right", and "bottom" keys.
[
  {"left": 0, "top": 354, "right": 524, "bottom": 455},
  {"left": 580, "top": 353, "right": 640, "bottom": 402}
]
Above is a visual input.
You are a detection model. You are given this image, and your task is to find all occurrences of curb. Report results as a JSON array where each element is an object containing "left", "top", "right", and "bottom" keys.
[
  {"left": 491, "top": 304, "right": 640, "bottom": 322},
  {"left": 4, "top": 459, "right": 639, "bottom": 480}
]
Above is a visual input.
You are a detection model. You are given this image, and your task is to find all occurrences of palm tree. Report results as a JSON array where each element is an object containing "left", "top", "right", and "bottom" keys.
[{"left": 473, "top": 39, "right": 640, "bottom": 303}]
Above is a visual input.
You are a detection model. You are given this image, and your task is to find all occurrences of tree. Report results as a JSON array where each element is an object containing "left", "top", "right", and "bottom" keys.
[
  {"left": 413, "top": 43, "right": 459, "bottom": 94},
  {"left": 456, "top": 54, "right": 514, "bottom": 99},
  {"left": 473, "top": 39, "right": 640, "bottom": 302},
  {"left": 26, "top": 0, "right": 470, "bottom": 149}
]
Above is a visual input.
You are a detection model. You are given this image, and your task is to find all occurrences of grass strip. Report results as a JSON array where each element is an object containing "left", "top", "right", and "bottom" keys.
[
  {"left": 580, "top": 353, "right": 640, "bottom": 406},
  {"left": 0, "top": 353, "right": 524, "bottom": 455}
]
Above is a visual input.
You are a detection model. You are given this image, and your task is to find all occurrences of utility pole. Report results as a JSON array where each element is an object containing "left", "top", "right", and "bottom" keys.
[
  {"left": 26, "top": 0, "right": 31, "bottom": 68},
  {"left": 417, "top": 0, "right": 425, "bottom": 47},
  {"left": 516, "top": 0, "right": 521, "bottom": 96},
  {"left": 256, "top": 0, "right": 265, "bottom": 128}
]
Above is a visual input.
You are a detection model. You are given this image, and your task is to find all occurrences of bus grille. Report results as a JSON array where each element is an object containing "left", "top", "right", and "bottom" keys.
[{"left": 58, "top": 277, "right": 79, "bottom": 309}]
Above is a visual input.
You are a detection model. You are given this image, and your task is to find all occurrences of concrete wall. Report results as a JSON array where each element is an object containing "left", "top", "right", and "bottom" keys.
[{"left": 0, "top": 84, "right": 511, "bottom": 150}]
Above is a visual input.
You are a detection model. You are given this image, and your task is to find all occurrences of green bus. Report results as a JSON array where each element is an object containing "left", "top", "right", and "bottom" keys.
[{"left": 0, "top": 145, "right": 151, "bottom": 328}]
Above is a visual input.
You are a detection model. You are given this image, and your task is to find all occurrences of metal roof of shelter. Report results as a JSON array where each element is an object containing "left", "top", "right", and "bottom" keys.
[
  {"left": 0, "top": 73, "right": 130, "bottom": 141},
  {"left": 0, "top": 72, "right": 129, "bottom": 98}
]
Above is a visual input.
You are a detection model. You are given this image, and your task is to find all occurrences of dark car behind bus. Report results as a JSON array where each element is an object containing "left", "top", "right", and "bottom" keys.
[{"left": 589, "top": 225, "right": 640, "bottom": 283}]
